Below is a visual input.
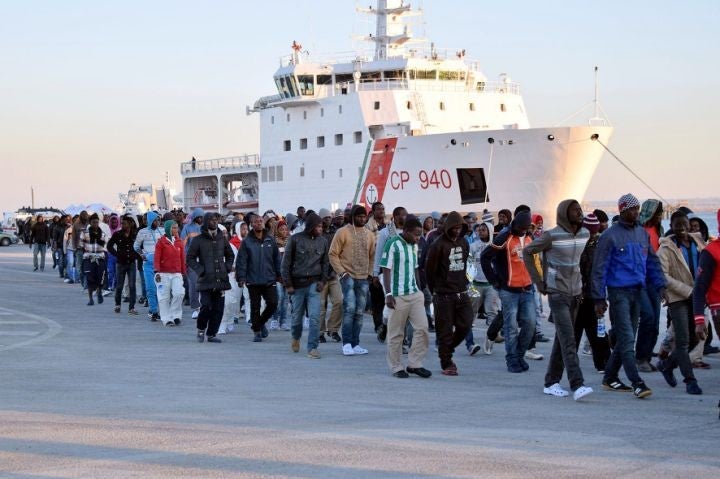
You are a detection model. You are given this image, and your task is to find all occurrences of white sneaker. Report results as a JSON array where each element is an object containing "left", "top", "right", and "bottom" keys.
[
  {"left": 582, "top": 340, "right": 592, "bottom": 356},
  {"left": 191, "top": 310, "right": 199, "bottom": 320},
  {"left": 483, "top": 335, "right": 494, "bottom": 355},
  {"left": 226, "top": 323, "right": 235, "bottom": 333},
  {"left": 543, "top": 383, "right": 569, "bottom": 397},
  {"left": 573, "top": 385, "right": 593, "bottom": 401},
  {"left": 103, "top": 289, "right": 113, "bottom": 297},
  {"left": 353, "top": 345, "right": 368, "bottom": 355},
  {"left": 269, "top": 319, "right": 279, "bottom": 330},
  {"left": 525, "top": 349, "right": 544, "bottom": 360},
  {"left": 63, "top": 278, "right": 71, "bottom": 283},
  {"left": 217, "top": 325, "right": 227, "bottom": 335},
  {"left": 342, "top": 344, "right": 355, "bottom": 356}
]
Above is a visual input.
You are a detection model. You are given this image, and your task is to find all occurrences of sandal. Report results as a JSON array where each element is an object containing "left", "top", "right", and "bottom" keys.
[{"left": 441, "top": 363, "right": 459, "bottom": 376}]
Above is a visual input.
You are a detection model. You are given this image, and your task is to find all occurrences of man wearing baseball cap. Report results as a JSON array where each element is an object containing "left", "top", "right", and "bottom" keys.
[{"left": 591, "top": 194, "right": 668, "bottom": 398}]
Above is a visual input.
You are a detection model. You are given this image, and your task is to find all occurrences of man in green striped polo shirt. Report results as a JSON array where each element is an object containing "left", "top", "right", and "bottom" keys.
[{"left": 380, "top": 217, "right": 432, "bottom": 378}]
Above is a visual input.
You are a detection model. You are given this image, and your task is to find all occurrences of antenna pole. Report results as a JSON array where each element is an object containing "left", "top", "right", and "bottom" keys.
[{"left": 593, "top": 66, "right": 599, "bottom": 120}]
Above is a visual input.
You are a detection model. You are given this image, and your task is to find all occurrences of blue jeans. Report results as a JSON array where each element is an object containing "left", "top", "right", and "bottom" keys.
[
  {"left": 290, "top": 284, "right": 321, "bottom": 351},
  {"left": 499, "top": 289, "right": 536, "bottom": 366},
  {"left": 65, "top": 250, "right": 78, "bottom": 282},
  {"left": 273, "top": 282, "right": 289, "bottom": 326},
  {"left": 32, "top": 244, "right": 47, "bottom": 270},
  {"left": 636, "top": 286, "right": 661, "bottom": 362},
  {"left": 604, "top": 287, "right": 643, "bottom": 385},
  {"left": 106, "top": 253, "right": 117, "bottom": 290},
  {"left": 143, "top": 254, "right": 158, "bottom": 314},
  {"left": 341, "top": 276, "right": 369, "bottom": 347}
]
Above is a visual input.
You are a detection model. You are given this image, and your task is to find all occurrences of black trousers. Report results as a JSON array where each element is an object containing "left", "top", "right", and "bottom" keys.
[
  {"left": 248, "top": 284, "right": 279, "bottom": 333},
  {"left": 115, "top": 262, "right": 136, "bottom": 309},
  {"left": 369, "top": 280, "right": 385, "bottom": 330},
  {"left": 573, "top": 297, "right": 611, "bottom": 371},
  {"left": 198, "top": 290, "right": 225, "bottom": 337},
  {"left": 433, "top": 292, "right": 473, "bottom": 369}
]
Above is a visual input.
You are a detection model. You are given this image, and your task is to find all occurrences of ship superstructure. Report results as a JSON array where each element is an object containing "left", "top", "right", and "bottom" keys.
[{"left": 182, "top": 0, "right": 611, "bottom": 221}]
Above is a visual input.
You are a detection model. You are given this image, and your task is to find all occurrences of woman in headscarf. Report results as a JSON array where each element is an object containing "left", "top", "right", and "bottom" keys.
[
  {"left": 270, "top": 220, "right": 291, "bottom": 330},
  {"left": 153, "top": 220, "right": 186, "bottom": 326},
  {"left": 79, "top": 214, "right": 107, "bottom": 306},
  {"left": 106, "top": 213, "right": 122, "bottom": 293}
]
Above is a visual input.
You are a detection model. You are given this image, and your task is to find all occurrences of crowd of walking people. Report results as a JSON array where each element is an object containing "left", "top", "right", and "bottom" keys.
[{"left": 21, "top": 196, "right": 720, "bottom": 401}]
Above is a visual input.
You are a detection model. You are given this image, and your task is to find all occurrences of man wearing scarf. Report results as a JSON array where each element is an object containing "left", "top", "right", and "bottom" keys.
[{"left": 154, "top": 220, "right": 186, "bottom": 327}]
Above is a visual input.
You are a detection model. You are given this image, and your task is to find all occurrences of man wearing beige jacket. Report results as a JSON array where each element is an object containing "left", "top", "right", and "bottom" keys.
[
  {"left": 329, "top": 205, "right": 376, "bottom": 356},
  {"left": 656, "top": 211, "right": 705, "bottom": 395}
]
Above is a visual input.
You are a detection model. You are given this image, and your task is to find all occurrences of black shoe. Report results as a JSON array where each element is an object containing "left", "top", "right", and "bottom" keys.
[
  {"left": 318, "top": 333, "right": 327, "bottom": 343},
  {"left": 253, "top": 332, "right": 263, "bottom": 342},
  {"left": 633, "top": 382, "right": 653, "bottom": 398},
  {"left": 376, "top": 324, "right": 387, "bottom": 343},
  {"left": 535, "top": 334, "right": 550, "bottom": 343},
  {"left": 97, "top": 294, "right": 104, "bottom": 304},
  {"left": 686, "top": 380, "right": 703, "bottom": 395},
  {"left": 174, "top": 318, "right": 181, "bottom": 326},
  {"left": 406, "top": 367, "right": 432, "bottom": 378},
  {"left": 519, "top": 358, "right": 530, "bottom": 371},
  {"left": 87, "top": 299, "right": 94, "bottom": 306},
  {"left": 602, "top": 379, "right": 633, "bottom": 392},
  {"left": 656, "top": 359, "right": 677, "bottom": 388},
  {"left": 331, "top": 332, "right": 342, "bottom": 342},
  {"left": 152, "top": 313, "right": 161, "bottom": 322},
  {"left": 207, "top": 336, "right": 222, "bottom": 343},
  {"left": 33, "top": 267, "right": 38, "bottom": 271},
  {"left": 704, "top": 346, "right": 720, "bottom": 355},
  {"left": 261, "top": 325, "right": 269, "bottom": 338},
  {"left": 392, "top": 370, "right": 409, "bottom": 378},
  {"left": 196, "top": 331, "right": 205, "bottom": 343}
]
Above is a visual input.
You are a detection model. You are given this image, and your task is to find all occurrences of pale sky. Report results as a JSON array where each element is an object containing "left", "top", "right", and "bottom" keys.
[{"left": 1, "top": 0, "right": 718, "bottom": 212}]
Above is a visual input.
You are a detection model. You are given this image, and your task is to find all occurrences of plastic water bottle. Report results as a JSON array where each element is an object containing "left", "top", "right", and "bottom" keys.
[{"left": 596, "top": 315, "right": 606, "bottom": 338}]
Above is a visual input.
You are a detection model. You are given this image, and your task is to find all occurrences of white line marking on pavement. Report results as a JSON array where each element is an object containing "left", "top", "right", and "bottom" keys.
[
  {"left": 0, "top": 320, "right": 34, "bottom": 324},
  {"left": 0, "top": 306, "right": 62, "bottom": 353},
  {"left": 0, "top": 331, "right": 41, "bottom": 336}
]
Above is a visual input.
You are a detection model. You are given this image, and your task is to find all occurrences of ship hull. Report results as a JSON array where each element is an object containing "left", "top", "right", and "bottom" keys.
[{"left": 258, "top": 125, "right": 612, "bottom": 223}]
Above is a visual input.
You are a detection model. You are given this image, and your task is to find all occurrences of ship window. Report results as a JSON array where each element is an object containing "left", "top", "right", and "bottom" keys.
[
  {"left": 300, "top": 138, "right": 308, "bottom": 150},
  {"left": 373, "top": 101, "right": 380, "bottom": 110},
  {"left": 269, "top": 166, "right": 276, "bottom": 182},
  {"left": 286, "top": 76, "right": 298, "bottom": 97},
  {"left": 261, "top": 167, "right": 268, "bottom": 183},
  {"left": 321, "top": 169, "right": 325, "bottom": 179},
  {"left": 317, "top": 74, "right": 332, "bottom": 85},
  {"left": 456, "top": 168, "right": 489, "bottom": 205},
  {"left": 317, "top": 136, "right": 325, "bottom": 148},
  {"left": 334, "top": 73, "right": 353, "bottom": 84},
  {"left": 276, "top": 165, "right": 283, "bottom": 181},
  {"left": 439, "top": 101, "right": 446, "bottom": 111},
  {"left": 410, "top": 70, "right": 437, "bottom": 80},
  {"left": 335, "top": 133, "right": 344, "bottom": 146},
  {"left": 320, "top": 108, "right": 324, "bottom": 117},
  {"left": 283, "top": 140, "right": 291, "bottom": 151},
  {"left": 384, "top": 70, "right": 405, "bottom": 80},
  {"left": 469, "top": 103, "right": 475, "bottom": 111},
  {"left": 406, "top": 101, "right": 413, "bottom": 110},
  {"left": 360, "top": 71, "right": 381, "bottom": 82},
  {"left": 339, "top": 168, "right": 343, "bottom": 178},
  {"left": 439, "top": 71, "right": 461, "bottom": 81},
  {"left": 286, "top": 113, "right": 290, "bottom": 122},
  {"left": 354, "top": 131, "right": 362, "bottom": 143},
  {"left": 338, "top": 105, "right": 343, "bottom": 114},
  {"left": 303, "top": 111, "right": 307, "bottom": 120},
  {"left": 300, "top": 166, "right": 305, "bottom": 177},
  {"left": 500, "top": 103, "right": 506, "bottom": 112},
  {"left": 278, "top": 77, "right": 291, "bottom": 98},
  {"left": 298, "top": 75, "right": 314, "bottom": 96}
]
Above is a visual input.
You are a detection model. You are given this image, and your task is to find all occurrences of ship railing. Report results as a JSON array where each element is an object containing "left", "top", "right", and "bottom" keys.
[
  {"left": 181, "top": 154, "right": 261, "bottom": 174},
  {"left": 353, "top": 79, "right": 520, "bottom": 95},
  {"left": 278, "top": 47, "right": 484, "bottom": 67}
]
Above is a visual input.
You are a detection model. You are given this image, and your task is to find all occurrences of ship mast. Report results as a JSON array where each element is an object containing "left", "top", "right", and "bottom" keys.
[{"left": 357, "top": 0, "right": 424, "bottom": 60}]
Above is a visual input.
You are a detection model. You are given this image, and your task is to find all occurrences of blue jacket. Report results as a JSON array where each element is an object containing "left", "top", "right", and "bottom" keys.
[
  {"left": 590, "top": 220, "right": 666, "bottom": 300},
  {"left": 235, "top": 230, "right": 281, "bottom": 286}
]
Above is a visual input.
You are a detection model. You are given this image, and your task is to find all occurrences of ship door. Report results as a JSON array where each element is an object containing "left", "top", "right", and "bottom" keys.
[{"left": 456, "top": 168, "right": 489, "bottom": 205}]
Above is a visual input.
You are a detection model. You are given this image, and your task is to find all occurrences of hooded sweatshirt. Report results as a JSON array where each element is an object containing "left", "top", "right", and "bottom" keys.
[
  {"left": 186, "top": 213, "right": 235, "bottom": 291},
  {"left": 281, "top": 213, "right": 329, "bottom": 287},
  {"left": 154, "top": 220, "right": 186, "bottom": 274},
  {"left": 181, "top": 208, "right": 205, "bottom": 251},
  {"left": 133, "top": 211, "right": 161, "bottom": 257},
  {"left": 469, "top": 222, "right": 494, "bottom": 282},
  {"left": 425, "top": 211, "right": 469, "bottom": 294},
  {"left": 328, "top": 205, "right": 376, "bottom": 279},
  {"left": 523, "top": 200, "right": 589, "bottom": 296},
  {"left": 657, "top": 232, "right": 705, "bottom": 304},
  {"left": 480, "top": 211, "right": 533, "bottom": 292},
  {"left": 639, "top": 199, "right": 663, "bottom": 251}
]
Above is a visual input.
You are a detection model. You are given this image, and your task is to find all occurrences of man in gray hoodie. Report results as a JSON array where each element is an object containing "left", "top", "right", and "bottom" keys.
[
  {"left": 523, "top": 200, "right": 593, "bottom": 401},
  {"left": 134, "top": 211, "right": 161, "bottom": 321}
]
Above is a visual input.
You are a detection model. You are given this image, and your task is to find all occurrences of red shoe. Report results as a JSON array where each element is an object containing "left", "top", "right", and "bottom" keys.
[
  {"left": 692, "top": 361, "right": 711, "bottom": 369},
  {"left": 441, "top": 363, "right": 459, "bottom": 376}
]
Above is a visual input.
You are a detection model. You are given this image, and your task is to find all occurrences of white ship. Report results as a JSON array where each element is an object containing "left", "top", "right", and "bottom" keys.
[
  {"left": 181, "top": 0, "right": 612, "bottom": 222},
  {"left": 119, "top": 182, "right": 182, "bottom": 216}
]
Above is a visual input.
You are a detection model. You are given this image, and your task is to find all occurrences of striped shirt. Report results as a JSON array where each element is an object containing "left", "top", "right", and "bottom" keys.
[{"left": 380, "top": 235, "right": 419, "bottom": 297}]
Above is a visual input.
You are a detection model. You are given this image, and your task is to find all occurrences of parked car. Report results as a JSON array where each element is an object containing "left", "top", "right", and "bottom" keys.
[{"left": 0, "top": 231, "right": 19, "bottom": 246}]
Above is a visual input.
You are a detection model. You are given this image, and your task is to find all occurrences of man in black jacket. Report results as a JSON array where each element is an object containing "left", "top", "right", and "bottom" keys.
[
  {"left": 187, "top": 213, "right": 235, "bottom": 343},
  {"left": 236, "top": 214, "right": 281, "bottom": 342},
  {"left": 31, "top": 215, "right": 50, "bottom": 271},
  {"left": 107, "top": 214, "right": 140, "bottom": 315},
  {"left": 425, "top": 211, "right": 472, "bottom": 376},
  {"left": 281, "top": 213, "right": 329, "bottom": 358}
]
